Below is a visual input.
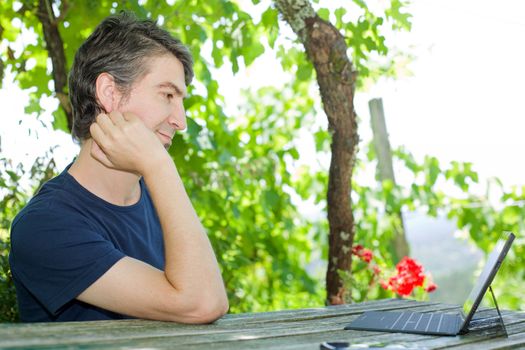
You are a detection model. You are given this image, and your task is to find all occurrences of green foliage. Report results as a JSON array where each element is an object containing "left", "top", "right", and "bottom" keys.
[
  {"left": 170, "top": 79, "right": 324, "bottom": 311},
  {"left": 0, "top": 184, "right": 18, "bottom": 323},
  {"left": 337, "top": 0, "right": 415, "bottom": 87},
  {"left": 446, "top": 183, "right": 525, "bottom": 310},
  {"left": 0, "top": 234, "right": 17, "bottom": 323},
  {"left": 339, "top": 143, "right": 525, "bottom": 308},
  {"left": 0, "top": 152, "right": 57, "bottom": 322}
]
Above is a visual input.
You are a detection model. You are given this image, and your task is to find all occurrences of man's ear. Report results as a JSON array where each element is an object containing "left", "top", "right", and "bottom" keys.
[{"left": 95, "top": 73, "right": 120, "bottom": 112}]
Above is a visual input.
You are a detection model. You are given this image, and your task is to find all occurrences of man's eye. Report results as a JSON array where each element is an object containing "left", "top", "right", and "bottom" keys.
[{"left": 163, "top": 92, "right": 174, "bottom": 100}]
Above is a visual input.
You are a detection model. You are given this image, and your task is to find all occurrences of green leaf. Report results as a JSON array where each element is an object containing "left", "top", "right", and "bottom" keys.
[
  {"left": 52, "top": 108, "right": 69, "bottom": 133},
  {"left": 386, "top": 0, "right": 412, "bottom": 31},
  {"left": 243, "top": 42, "right": 265, "bottom": 67},
  {"left": 288, "top": 148, "right": 299, "bottom": 160},
  {"left": 425, "top": 156, "right": 440, "bottom": 186},
  {"left": 261, "top": 7, "right": 279, "bottom": 48},
  {"left": 127, "top": 0, "right": 149, "bottom": 19},
  {"left": 5, "top": 170, "right": 19, "bottom": 182},
  {"left": 352, "top": 0, "right": 369, "bottom": 11},
  {"left": 501, "top": 206, "right": 521, "bottom": 226},
  {"left": 317, "top": 8, "right": 330, "bottom": 21},
  {"left": 24, "top": 93, "right": 44, "bottom": 115},
  {"left": 296, "top": 63, "right": 313, "bottom": 81},
  {"left": 334, "top": 7, "right": 347, "bottom": 27},
  {"left": 211, "top": 45, "right": 224, "bottom": 68},
  {"left": 314, "top": 129, "right": 330, "bottom": 152},
  {"left": 261, "top": 8, "right": 278, "bottom": 29},
  {"left": 187, "top": 117, "right": 203, "bottom": 138}
]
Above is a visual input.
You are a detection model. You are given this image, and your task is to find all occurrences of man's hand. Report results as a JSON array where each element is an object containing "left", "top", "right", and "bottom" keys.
[{"left": 89, "top": 112, "right": 169, "bottom": 175}]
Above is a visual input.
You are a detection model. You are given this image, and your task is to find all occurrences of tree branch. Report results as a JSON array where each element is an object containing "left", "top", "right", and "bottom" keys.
[
  {"left": 36, "top": 0, "right": 72, "bottom": 132},
  {"left": 55, "top": 0, "right": 70, "bottom": 25}
]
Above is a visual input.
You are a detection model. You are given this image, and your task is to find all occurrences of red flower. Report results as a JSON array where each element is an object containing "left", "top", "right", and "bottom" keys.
[
  {"left": 396, "top": 257, "right": 425, "bottom": 287},
  {"left": 352, "top": 245, "right": 364, "bottom": 256},
  {"left": 390, "top": 276, "right": 414, "bottom": 296},
  {"left": 425, "top": 282, "right": 437, "bottom": 293},
  {"left": 372, "top": 265, "right": 381, "bottom": 275},
  {"left": 351, "top": 244, "right": 373, "bottom": 263},
  {"left": 380, "top": 280, "right": 389, "bottom": 290},
  {"left": 361, "top": 249, "right": 373, "bottom": 263},
  {"left": 380, "top": 257, "right": 428, "bottom": 296}
]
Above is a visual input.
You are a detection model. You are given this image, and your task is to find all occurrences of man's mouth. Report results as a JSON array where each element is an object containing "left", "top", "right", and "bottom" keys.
[{"left": 157, "top": 131, "right": 173, "bottom": 146}]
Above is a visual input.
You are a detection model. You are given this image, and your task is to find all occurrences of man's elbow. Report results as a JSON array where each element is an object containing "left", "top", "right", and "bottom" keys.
[
  {"left": 166, "top": 293, "right": 229, "bottom": 324},
  {"left": 181, "top": 296, "right": 229, "bottom": 324},
  {"left": 193, "top": 298, "right": 229, "bottom": 324}
]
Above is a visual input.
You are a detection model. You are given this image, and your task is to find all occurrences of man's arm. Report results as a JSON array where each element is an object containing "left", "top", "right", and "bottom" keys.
[{"left": 77, "top": 112, "right": 229, "bottom": 323}]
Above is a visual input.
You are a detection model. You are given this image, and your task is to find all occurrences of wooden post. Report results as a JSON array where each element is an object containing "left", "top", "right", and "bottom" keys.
[{"left": 369, "top": 98, "right": 410, "bottom": 262}]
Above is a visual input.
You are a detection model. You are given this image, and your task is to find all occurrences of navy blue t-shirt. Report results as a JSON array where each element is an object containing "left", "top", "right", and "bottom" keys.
[{"left": 9, "top": 164, "right": 165, "bottom": 322}]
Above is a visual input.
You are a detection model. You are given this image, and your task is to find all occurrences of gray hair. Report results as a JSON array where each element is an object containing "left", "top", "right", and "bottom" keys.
[{"left": 68, "top": 12, "right": 194, "bottom": 141}]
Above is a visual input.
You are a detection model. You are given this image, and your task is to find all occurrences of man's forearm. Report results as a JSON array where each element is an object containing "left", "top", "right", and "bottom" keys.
[{"left": 142, "top": 154, "right": 228, "bottom": 309}]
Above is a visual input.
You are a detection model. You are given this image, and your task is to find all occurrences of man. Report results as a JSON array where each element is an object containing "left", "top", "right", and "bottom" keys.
[{"left": 9, "top": 13, "right": 229, "bottom": 323}]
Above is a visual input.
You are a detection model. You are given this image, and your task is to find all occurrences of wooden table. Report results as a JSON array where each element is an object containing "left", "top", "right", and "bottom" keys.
[{"left": 1, "top": 299, "right": 524, "bottom": 349}]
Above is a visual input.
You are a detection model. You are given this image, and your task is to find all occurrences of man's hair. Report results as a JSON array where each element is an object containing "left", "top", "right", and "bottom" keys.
[{"left": 68, "top": 12, "right": 194, "bottom": 141}]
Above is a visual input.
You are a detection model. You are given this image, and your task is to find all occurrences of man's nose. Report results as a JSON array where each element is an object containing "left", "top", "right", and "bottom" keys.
[{"left": 169, "top": 102, "right": 186, "bottom": 130}]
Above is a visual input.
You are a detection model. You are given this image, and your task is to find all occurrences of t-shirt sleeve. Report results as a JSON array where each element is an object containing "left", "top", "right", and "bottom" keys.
[{"left": 10, "top": 208, "right": 125, "bottom": 316}]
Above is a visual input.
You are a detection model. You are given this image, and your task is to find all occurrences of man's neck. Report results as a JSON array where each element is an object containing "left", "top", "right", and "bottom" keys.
[{"left": 68, "top": 139, "right": 142, "bottom": 206}]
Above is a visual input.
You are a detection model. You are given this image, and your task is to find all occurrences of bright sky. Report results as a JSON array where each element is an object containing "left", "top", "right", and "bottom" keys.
[
  {"left": 1, "top": 0, "right": 524, "bottom": 192},
  {"left": 360, "top": 0, "right": 525, "bottom": 189}
]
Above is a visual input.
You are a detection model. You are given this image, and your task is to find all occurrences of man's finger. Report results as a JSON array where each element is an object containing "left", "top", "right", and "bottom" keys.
[
  {"left": 95, "top": 113, "right": 117, "bottom": 134},
  {"left": 122, "top": 111, "right": 140, "bottom": 123},
  {"left": 109, "top": 111, "right": 126, "bottom": 126},
  {"left": 89, "top": 122, "right": 108, "bottom": 148},
  {"left": 90, "top": 139, "right": 114, "bottom": 168}
]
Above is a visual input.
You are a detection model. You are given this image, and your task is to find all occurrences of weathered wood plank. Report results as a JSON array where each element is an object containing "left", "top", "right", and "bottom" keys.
[{"left": 0, "top": 300, "right": 523, "bottom": 350}]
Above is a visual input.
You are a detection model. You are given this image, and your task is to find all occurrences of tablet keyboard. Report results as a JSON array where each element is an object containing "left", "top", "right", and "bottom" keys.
[
  {"left": 346, "top": 310, "right": 461, "bottom": 335},
  {"left": 388, "top": 311, "right": 459, "bottom": 333}
]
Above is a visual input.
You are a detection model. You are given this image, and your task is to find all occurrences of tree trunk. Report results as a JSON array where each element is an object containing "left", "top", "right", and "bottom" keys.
[
  {"left": 274, "top": 0, "right": 358, "bottom": 304},
  {"left": 36, "top": 0, "right": 73, "bottom": 131}
]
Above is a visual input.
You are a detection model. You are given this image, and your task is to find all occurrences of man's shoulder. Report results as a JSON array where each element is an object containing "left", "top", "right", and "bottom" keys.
[
  {"left": 11, "top": 172, "right": 87, "bottom": 230},
  {"left": 9, "top": 174, "right": 104, "bottom": 258}
]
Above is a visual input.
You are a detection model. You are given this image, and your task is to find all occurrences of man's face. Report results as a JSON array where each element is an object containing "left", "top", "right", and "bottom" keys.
[{"left": 117, "top": 54, "right": 187, "bottom": 149}]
